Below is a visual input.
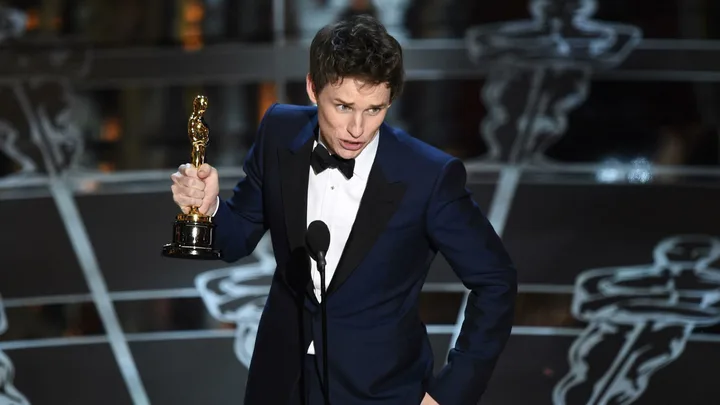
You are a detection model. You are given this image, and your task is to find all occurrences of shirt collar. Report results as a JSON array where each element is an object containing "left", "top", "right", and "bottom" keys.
[{"left": 315, "top": 129, "right": 379, "bottom": 180}]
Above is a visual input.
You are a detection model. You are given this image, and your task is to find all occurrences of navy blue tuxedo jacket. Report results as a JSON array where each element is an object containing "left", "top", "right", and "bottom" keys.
[{"left": 212, "top": 104, "right": 517, "bottom": 405}]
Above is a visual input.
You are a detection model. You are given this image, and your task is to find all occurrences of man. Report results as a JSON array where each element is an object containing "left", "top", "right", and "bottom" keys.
[{"left": 171, "top": 15, "right": 517, "bottom": 405}]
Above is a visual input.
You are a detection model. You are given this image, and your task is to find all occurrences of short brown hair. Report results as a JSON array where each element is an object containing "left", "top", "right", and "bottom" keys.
[{"left": 308, "top": 15, "right": 404, "bottom": 102}]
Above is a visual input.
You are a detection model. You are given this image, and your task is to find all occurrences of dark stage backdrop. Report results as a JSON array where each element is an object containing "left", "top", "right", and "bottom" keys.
[{"left": 3, "top": 0, "right": 720, "bottom": 404}]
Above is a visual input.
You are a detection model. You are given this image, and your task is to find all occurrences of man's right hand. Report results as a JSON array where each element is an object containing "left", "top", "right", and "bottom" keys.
[{"left": 171, "top": 163, "right": 220, "bottom": 215}]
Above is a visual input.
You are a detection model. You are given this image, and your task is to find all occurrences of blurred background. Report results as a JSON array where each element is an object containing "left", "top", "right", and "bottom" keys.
[{"left": 2, "top": 0, "right": 720, "bottom": 404}]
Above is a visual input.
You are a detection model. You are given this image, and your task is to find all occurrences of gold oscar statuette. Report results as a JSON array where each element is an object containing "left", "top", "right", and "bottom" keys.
[{"left": 162, "top": 95, "right": 222, "bottom": 260}]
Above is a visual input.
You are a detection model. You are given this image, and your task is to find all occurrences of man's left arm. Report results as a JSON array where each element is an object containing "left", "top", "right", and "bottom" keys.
[{"left": 424, "top": 158, "right": 518, "bottom": 405}]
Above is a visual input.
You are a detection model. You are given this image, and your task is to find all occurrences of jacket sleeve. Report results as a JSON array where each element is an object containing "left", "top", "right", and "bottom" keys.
[
  {"left": 212, "top": 103, "right": 278, "bottom": 262},
  {"left": 425, "top": 157, "right": 517, "bottom": 405}
]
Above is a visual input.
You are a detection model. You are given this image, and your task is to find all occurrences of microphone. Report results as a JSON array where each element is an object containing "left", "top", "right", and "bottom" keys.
[
  {"left": 306, "top": 220, "right": 330, "bottom": 270},
  {"left": 305, "top": 220, "right": 331, "bottom": 405}
]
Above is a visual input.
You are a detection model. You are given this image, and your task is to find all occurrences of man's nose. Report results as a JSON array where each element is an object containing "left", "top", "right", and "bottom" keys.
[{"left": 347, "top": 115, "right": 364, "bottom": 138}]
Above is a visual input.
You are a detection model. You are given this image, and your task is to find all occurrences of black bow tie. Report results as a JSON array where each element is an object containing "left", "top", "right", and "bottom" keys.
[{"left": 310, "top": 144, "right": 355, "bottom": 179}]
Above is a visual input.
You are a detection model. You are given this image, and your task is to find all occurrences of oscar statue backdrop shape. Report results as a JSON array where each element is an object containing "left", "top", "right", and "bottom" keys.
[{"left": 162, "top": 95, "right": 222, "bottom": 260}]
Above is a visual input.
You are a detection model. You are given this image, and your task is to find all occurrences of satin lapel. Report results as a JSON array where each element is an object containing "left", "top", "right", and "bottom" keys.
[
  {"left": 278, "top": 117, "right": 316, "bottom": 302},
  {"left": 278, "top": 147, "right": 312, "bottom": 251},
  {"left": 326, "top": 130, "right": 407, "bottom": 297}
]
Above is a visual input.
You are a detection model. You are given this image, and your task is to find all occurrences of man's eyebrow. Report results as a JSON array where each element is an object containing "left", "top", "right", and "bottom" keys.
[{"left": 332, "top": 99, "right": 388, "bottom": 109}]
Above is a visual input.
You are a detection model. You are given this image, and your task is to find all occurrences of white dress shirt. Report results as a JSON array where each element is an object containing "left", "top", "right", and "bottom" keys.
[
  {"left": 212, "top": 131, "right": 379, "bottom": 354},
  {"left": 306, "top": 132, "right": 378, "bottom": 354}
]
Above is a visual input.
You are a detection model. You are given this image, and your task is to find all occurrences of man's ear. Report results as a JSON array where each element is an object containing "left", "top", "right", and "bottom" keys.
[{"left": 305, "top": 74, "right": 318, "bottom": 105}]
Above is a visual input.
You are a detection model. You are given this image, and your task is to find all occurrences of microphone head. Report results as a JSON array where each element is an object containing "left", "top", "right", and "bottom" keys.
[{"left": 306, "top": 220, "right": 330, "bottom": 260}]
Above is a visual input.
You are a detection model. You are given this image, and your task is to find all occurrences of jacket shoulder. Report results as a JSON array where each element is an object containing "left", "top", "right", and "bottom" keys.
[
  {"left": 257, "top": 103, "right": 317, "bottom": 145},
  {"left": 263, "top": 103, "right": 317, "bottom": 124},
  {"left": 389, "top": 125, "right": 457, "bottom": 171}
]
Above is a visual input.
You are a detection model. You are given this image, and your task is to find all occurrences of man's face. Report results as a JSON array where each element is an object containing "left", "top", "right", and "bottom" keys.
[{"left": 306, "top": 75, "right": 391, "bottom": 159}]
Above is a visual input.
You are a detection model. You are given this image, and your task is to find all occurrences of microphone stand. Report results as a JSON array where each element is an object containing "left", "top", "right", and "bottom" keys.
[{"left": 317, "top": 252, "right": 330, "bottom": 405}]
